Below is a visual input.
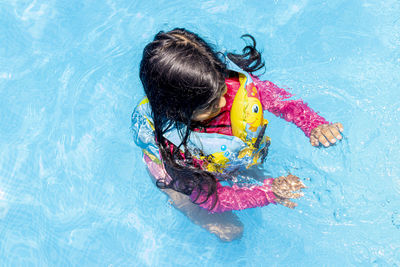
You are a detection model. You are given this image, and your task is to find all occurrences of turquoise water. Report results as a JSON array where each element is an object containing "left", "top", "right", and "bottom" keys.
[{"left": 1, "top": 0, "right": 400, "bottom": 265}]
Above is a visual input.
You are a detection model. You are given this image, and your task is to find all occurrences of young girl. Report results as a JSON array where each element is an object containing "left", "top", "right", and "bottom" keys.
[{"left": 132, "top": 28, "right": 343, "bottom": 241}]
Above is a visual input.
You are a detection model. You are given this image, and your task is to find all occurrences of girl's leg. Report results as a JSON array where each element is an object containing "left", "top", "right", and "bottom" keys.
[
  {"left": 143, "top": 154, "right": 243, "bottom": 241},
  {"left": 161, "top": 188, "right": 243, "bottom": 242}
]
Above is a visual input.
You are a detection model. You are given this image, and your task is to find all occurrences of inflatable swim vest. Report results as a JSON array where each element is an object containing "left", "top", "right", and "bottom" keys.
[{"left": 132, "top": 60, "right": 271, "bottom": 175}]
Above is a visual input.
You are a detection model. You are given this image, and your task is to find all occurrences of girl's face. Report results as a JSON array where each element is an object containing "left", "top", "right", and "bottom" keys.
[{"left": 192, "top": 85, "right": 227, "bottom": 121}]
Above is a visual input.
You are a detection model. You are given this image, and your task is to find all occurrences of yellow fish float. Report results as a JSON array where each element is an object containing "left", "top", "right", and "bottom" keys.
[
  {"left": 230, "top": 73, "right": 270, "bottom": 165},
  {"left": 231, "top": 73, "right": 268, "bottom": 144},
  {"left": 205, "top": 73, "right": 271, "bottom": 172}
]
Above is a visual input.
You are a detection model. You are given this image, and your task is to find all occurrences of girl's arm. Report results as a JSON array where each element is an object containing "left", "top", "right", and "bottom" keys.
[
  {"left": 190, "top": 179, "right": 276, "bottom": 213},
  {"left": 253, "top": 77, "right": 329, "bottom": 137},
  {"left": 144, "top": 153, "right": 305, "bottom": 213},
  {"left": 191, "top": 174, "right": 305, "bottom": 213},
  {"left": 143, "top": 153, "right": 277, "bottom": 213}
]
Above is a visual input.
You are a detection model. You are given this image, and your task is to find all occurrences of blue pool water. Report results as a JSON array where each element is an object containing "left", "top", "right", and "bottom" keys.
[{"left": 1, "top": 0, "right": 400, "bottom": 265}]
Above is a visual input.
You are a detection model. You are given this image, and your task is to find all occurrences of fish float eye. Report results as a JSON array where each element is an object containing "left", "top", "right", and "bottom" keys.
[{"left": 252, "top": 104, "right": 259, "bottom": 113}]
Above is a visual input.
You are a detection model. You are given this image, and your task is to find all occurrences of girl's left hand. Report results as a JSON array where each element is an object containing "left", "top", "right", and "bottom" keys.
[
  {"left": 272, "top": 174, "right": 306, "bottom": 209},
  {"left": 310, "top": 123, "right": 344, "bottom": 147}
]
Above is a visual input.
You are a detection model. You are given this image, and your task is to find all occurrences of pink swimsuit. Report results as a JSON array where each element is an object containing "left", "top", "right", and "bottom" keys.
[{"left": 145, "top": 77, "right": 329, "bottom": 213}]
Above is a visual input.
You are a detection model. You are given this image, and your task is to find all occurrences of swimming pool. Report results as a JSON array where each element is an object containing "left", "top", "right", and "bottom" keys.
[{"left": 1, "top": 0, "right": 399, "bottom": 265}]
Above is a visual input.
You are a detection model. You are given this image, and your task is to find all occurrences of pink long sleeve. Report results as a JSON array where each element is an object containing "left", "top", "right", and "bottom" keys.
[
  {"left": 253, "top": 77, "right": 330, "bottom": 137},
  {"left": 143, "top": 154, "right": 276, "bottom": 213},
  {"left": 190, "top": 179, "right": 276, "bottom": 213}
]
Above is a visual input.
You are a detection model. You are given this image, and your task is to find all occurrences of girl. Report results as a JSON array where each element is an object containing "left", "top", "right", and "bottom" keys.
[{"left": 132, "top": 28, "right": 343, "bottom": 241}]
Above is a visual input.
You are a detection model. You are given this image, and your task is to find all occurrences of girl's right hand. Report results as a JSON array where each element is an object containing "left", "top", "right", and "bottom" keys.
[{"left": 271, "top": 174, "right": 306, "bottom": 209}]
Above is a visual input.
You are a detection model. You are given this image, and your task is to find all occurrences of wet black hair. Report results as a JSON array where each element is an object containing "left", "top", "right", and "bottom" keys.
[{"left": 139, "top": 28, "right": 264, "bottom": 209}]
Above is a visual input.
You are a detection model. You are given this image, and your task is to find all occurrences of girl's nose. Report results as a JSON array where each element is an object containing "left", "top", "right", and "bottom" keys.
[{"left": 218, "top": 96, "right": 226, "bottom": 109}]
